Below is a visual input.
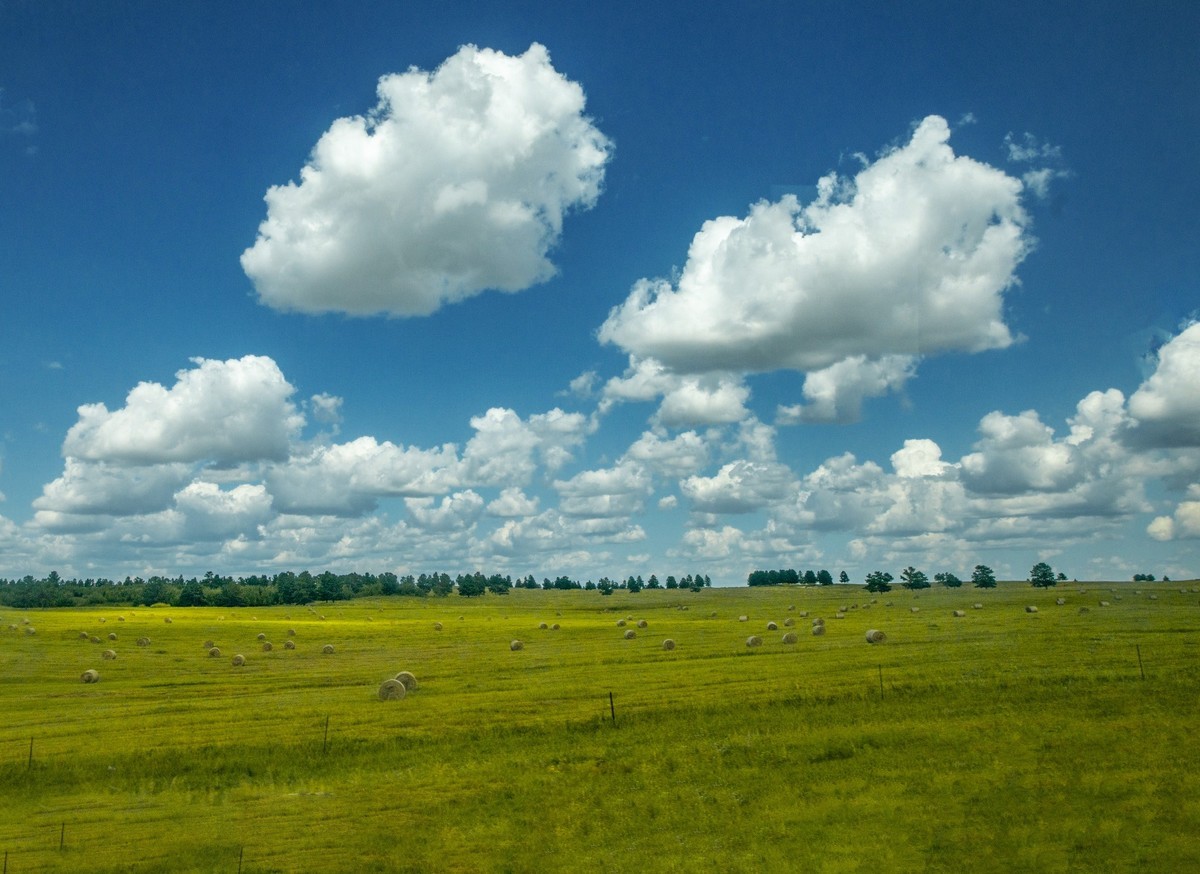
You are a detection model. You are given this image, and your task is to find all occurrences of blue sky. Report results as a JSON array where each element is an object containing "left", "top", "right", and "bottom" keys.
[{"left": 1, "top": 1, "right": 1198, "bottom": 584}]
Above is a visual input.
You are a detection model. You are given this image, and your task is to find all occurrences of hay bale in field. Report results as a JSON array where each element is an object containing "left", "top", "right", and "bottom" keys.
[
  {"left": 662, "top": 639, "right": 676, "bottom": 651},
  {"left": 799, "top": 611, "right": 809, "bottom": 618},
  {"left": 840, "top": 606, "right": 849, "bottom": 613},
  {"left": 164, "top": 617, "right": 172, "bottom": 624},
  {"left": 623, "top": 629, "right": 637, "bottom": 640},
  {"left": 1099, "top": 601, "right": 1110, "bottom": 607},
  {"left": 90, "top": 635, "right": 101, "bottom": 644},
  {"left": 99, "top": 618, "right": 106, "bottom": 624},
  {"left": 80, "top": 669, "right": 99, "bottom": 684},
  {"left": 637, "top": 619, "right": 648, "bottom": 628},
  {"left": 510, "top": 640, "right": 524, "bottom": 651},
  {"left": 1055, "top": 598, "right": 1066, "bottom": 606},
  {"left": 21, "top": 618, "right": 30, "bottom": 625},
  {"left": 137, "top": 637, "right": 150, "bottom": 647},
  {"left": 783, "top": 618, "right": 795, "bottom": 627},
  {"left": 781, "top": 632, "right": 798, "bottom": 644},
  {"left": 204, "top": 640, "right": 215, "bottom": 649},
  {"left": 834, "top": 613, "right": 846, "bottom": 619},
  {"left": 434, "top": 622, "right": 443, "bottom": 631},
  {"left": 738, "top": 615, "right": 748, "bottom": 622},
  {"left": 865, "top": 629, "right": 886, "bottom": 644},
  {"left": 284, "top": 640, "right": 295, "bottom": 650},
  {"left": 287, "top": 628, "right": 296, "bottom": 637},
  {"left": 538, "top": 622, "right": 549, "bottom": 630},
  {"left": 208, "top": 647, "right": 221, "bottom": 658},
  {"left": 1025, "top": 605, "right": 1039, "bottom": 613},
  {"left": 108, "top": 632, "right": 117, "bottom": 641},
  {"left": 788, "top": 605, "right": 795, "bottom": 611},
  {"left": 812, "top": 617, "right": 825, "bottom": 626},
  {"left": 262, "top": 641, "right": 273, "bottom": 651},
  {"left": 395, "top": 671, "right": 418, "bottom": 691},
  {"left": 885, "top": 602, "right": 894, "bottom": 607},
  {"left": 973, "top": 603, "right": 983, "bottom": 610},
  {"left": 322, "top": 644, "right": 335, "bottom": 654},
  {"left": 25, "top": 627, "right": 35, "bottom": 635},
  {"left": 79, "top": 631, "right": 90, "bottom": 640},
  {"left": 256, "top": 633, "right": 266, "bottom": 641},
  {"left": 812, "top": 624, "right": 826, "bottom": 636},
  {"left": 910, "top": 607, "right": 920, "bottom": 613},
  {"left": 378, "top": 679, "right": 406, "bottom": 700},
  {"left": 1149, "top": 594, "right": 1158, "bottom": 600},
  {"left": 746, "top": 635, "right": 763, "bottom": 647},
  {"left": 232, "top": 654, "right": 246, "bottom": 666},
  {"left": 117, "top": 617, "right": 124, "bottom": 622},
  {"left": 616, "top": 619, "right": 627, "bottom": 627},
  {"left": 953, "top": 610, "right": 966, "bottom": 617},
  {"left": 766, "top": 621, "right": 778, "bottom": 631},
  {"left": 102, "top": 649, "right": 116, "bottom": 660},
  {"left": 551, "top": 623, "right": 560, "bottom": 631}
]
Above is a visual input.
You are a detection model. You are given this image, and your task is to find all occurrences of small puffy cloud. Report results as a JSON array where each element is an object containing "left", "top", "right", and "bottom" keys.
[
  {"left": 891, "top": 439, "right": 953, "bottom": 478},
  {"left": 681, "top": 460, "right": 795, "bottom": 514},
  {"left": 405, "top": 490, "right": 485, "bottom": 531},
  {"left": 778, "top": 354, "right": 916, "bottom": 424},
  {"left": 63, "top": 356, "right": 303, "bottom": 466},
  {"left": 624, "top": 429, "right": 710, "bottom": 477},
  {"left": 33, "top": 459, "right": 192, "bottom": 517},
  {"left": 242, "top": 43, "right": 611, "bottom": 317},
  {"left": 554, "top": 461, "right": 652, "bottom": 519},
  {"left": 460, "top": 407, "right": 591, "bottom": 486},
  {"left": 486, "top": 487, "right": 539, "bottom": 517},
  {"left": 1148, "top": 502, "right": 1200, "bottom": 541},
  {"left": 308, "top": 393, "right": 344, "bottom": 429},
  {"left": 680, "top": 524, "right": 745, "bottom": 559},
  {"left": 1126, "top": 322, "right": 1200, "bottom": 447},
  {"left": 599, "top": 116, "right": 1029, "bottom": 376},
  {"left": 1003, "top": 131, "right": 1062, "bottom": 163},
  {"left": 601, "top": 357, "right": 750, "bottom": 426}
]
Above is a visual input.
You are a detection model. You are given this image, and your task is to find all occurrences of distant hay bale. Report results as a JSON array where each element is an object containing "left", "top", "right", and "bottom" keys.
[
  {"left": 781, "top": 632, "right": 798, "bottom": 644},
  {"left": 1056, "top": 598, "right": 1066, "bottom": 606},
  {"left": 80, "top": 669, "right": 99, "bottom": 684},
  {"left": 834, "top": 613, "right": 846, "bottom": 619},
  {"left": 865, "top": 629, "right": 887, "bottom": 644},
  {"left": 117, "top": 617, "right": 125, "bottom": 622},
  {"left": 510, "top": 640, "right": 524, "bottom": 651},
  {"left": 378, "top": 679, "right": 406, "bottom": 701},
  {"left": 164, "top": 617, "right": 172, "bottom": 624},
  {"left": 203, "top": 640, "right": 215, "bottom": 649},
  {"left": 395, "top": 671, "right": 418, "bottom": 691},
  {"left": 25, "top": 627, "right": 35, "bottom": 636},
  {"left": 1099, "top": 601, "right": 1110, "bottom": 607},
  {"left": 973, "top": 603, "right": 983, "bottom": 610},
  {"left": 662, "top": 639, "right": 676, "bottom": 651},
  {"left": 108, "top": 632, "right": 117, "bottom": 640},
  {"left": 322, "top": 644, "right": 335, "bottom": 654},
  {"left": 22, "top": 618, "right": 31, "bottom": 624},
  {"left": 766, "top": 621, "right": 778, "bottom": 631},
  {"left": 287, "top": 628, "right": 296, "bottom": 637},
  {"left": 137, "top": 637, "right": 150, "bottom": 647},
  {"left": 102, "top": 649, "right": 116, "bottom": 660},
  {"left": 627, "top": 616, "right": 634, "bottom": 621},
  {"left": 840, "top": 606, "right": 849, "bottom": 613},
  {"left": 812, "top": 625, "right": 826, "bottom": 636},
  {"left": 799, "top": 611, "right": 809, "bottom": 618},
  {"left": 284, "top": 640, "right": 295, "bottom": 650},
  {"left": 637, "top": 619, "right": 648, "bottom": 628},
  {"left": 551, "top": 623, "right": 560, "bottom": 630},
  {"left": 434, "top": 622, "right": 443, "bottom": 631},
  {"left": 79, "top": 631, "right": 90, "bottom": 640},
  {"left": 1149, "top": 594, "right": 1158, "bottom": 600},
  {"left": 232, "top": 654, "right": 246, "bottom": 666},
  {"left": 738, "top": 615, "right": 748, "bottom": 622},
  {"left": 746, "top": 635, "right": 763, "bottom": 647},
  {"left": 623, "top": 629, "right": 637, "bottom": 640},
  {"left": 262, "top": 641, "right": 273, "bottom": 651},
  {"left": 953, "top": 610, "right": 966, "bottom": 617},
  {"left": 885, "top": 602, "right": 894, "bottom": 607},
  {"left": 256, "top": 633, "right": 266, "bottom": 641},
  {"left": 90, "top": 635, "right": 101, "bottom": 644},
  {"left": 538, "top": 622, "right": 548, "bottom": 630},
  {"left": 99, "top": 618, "right": 106, "bottom": 624},
  {"left": 616, "top": 619, "right": 627, "bottom": 627},
  {"left": 208, "top": 647, "right": 221, "bottom": 658},
  {"left": 787, "top": 605, "right": 795, "bottom": 611},
  {"left": 812, "top": 617, "right": 825, "bottom": 626},
  {"left": 1025, "top": 606, "right": 1039, "bottom": 613},
  {"left": 910, "top": 607, "right": 920, "bottom": 613}
]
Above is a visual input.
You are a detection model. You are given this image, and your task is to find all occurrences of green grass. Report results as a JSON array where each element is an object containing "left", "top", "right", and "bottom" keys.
[{"left": 2, "top": 583, "right": 1199, "bottom": 872}]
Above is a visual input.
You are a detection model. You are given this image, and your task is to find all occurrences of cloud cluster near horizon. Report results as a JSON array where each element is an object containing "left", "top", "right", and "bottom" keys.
[{"left": 241, "top": 43, "right": 611, "bottom": 317}]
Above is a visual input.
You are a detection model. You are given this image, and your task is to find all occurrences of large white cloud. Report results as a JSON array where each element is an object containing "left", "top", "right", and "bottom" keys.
[
  {"left": 599, "top": 115, "right": 1029, "bottom": 379},
  {"left": 63, "top": 356, "right": 303, "bottom": 466},
  {"left": 1127, "top": 322, "right": 1200, "bottom": 447},
  {"left": 33, "top": 459, "right": 193, "bottom": 517},
  {"left": 242, "top": 43, "right": 611, "bottom": 317},
  {"left": 778, "top": 354, "right": 916, "bottom": 424}
]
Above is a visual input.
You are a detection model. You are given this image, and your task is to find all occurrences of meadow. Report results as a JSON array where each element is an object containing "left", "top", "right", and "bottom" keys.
[{"left": 2, "top": 581, "right": 1199, "bottom": 872}]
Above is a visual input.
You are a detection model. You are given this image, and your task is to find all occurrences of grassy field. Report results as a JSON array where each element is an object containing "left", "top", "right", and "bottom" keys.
[{"left": 2, "top": 582, "right": 1199, "bottom": 872}]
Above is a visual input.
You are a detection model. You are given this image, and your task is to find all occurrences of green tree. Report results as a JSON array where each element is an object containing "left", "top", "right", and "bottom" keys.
[
  {"left": 1029, "top": 562, "right": 1057, "bottom": 588},
  {"left": 817, "top": 569, "right": 834, "bottom": 586},
  {"left": 900, "top": 566, "right": 930, "bottom": 589},
  {"left": 934, "top": 572, "right": 963, "bottom": 588},
  {"left": 971, "top": 565, "right": 997, "bottom": 588},
  {"left": 839, "top": 571, "right": 850, "bottom": 584},
  {"left": 864, "top": 571, "right": 893, "bottom": 593},
  {"left": 176, "top": 580, "right": 208, "bottom": 607}
]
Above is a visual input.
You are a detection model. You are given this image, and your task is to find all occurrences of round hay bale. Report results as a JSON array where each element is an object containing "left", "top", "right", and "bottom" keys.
[
  {"left": 766, "top": 621, "right": 778, "bottom": 631},
  {"left": 203, "top": 640, "right": 215, "bottom": 649},
  {"left": 616, "top": 619, "right": 626, "bottom": 627},
  {"left": 538, "top": 622, "right": 548, "bottom": 630},
  {"left": 1099, "top": 601, "right": 1110, "bottom": 607},
  {"left": 434, "top": 622, "right": 443, "bottom": 631},
  {"left": 783, "top": 617, "right": 795, "bottom": 627},
  {"left": 551, "top": 623, "right": 560, "bottom": 631},
  {"left": 909, "top": 607, "right": 920, "bottom": 613},
  {"left": 79, "top": 631, "right": 90, "bottom": 640},
  {"left": 623, "top": 629, "right": 637, "bottom": 640},
  {"left": 89, "top": 635, "right": 101, "bottom": 644},
  {"left": 262, "top": 641, "right": 273, "bottom": 651},
  {"left": 1149, "top": 594, "right": 1158, "bottom": 600},
  {"left": 137, "top": 637, "right": 150, "bottom": 647},
  {"left": 80, "top": 669, "right": 100, "bottom": 684},
  {"left": 117, "top": 616, "right": 125, "bottom": 622},
  {"left": 973, "top": 603, "right": 983, "bottom": 609},
  {"left": 25, "top": 627, "right": 35, "bottom": 636},
  {"left": 208, "top": 647, "right": 221, "bottom": 658},
  {"left": 1025, "top": 605, "right": 1039, "bottom": 613},
  {"left": 799, "top": 611, "right": 809, "bottom": 618},
  {"left": 284, "top": 639, "right": 295, "bottom": 650},
  {"left": 746, "top": 635, "right": 763, "bottom": 647},
  {"left": 781, "top": 631, "right": 798, "bottom": 644},
  {"left": 322, "top": 644, "right": 335, "bottom": 654},
  {"left": 1055, "top": 598, "right": 1066, "bottom": 606},
  {"left": 395, "top": 671, "right": 418, "bottom": 691},
  {"left": 510, "top": 640, "right": 524, "bottom": 651},
  {"left": 164, "top": 617, "right": 172, "bottom": 624},
  {"left": 287, "top": 628, "right": 296, "bottom": 637},
  {"left": 662, "top": 638, "right": 676, "bottom": 651},
  {"left": 840, "top": 606, "right": 849, "bottom": 613},
  {"left": 232, "top": 654, "right": 246, "bottom": 666},
  {"left": 378, "top": 679, "right": 406, "bottom": 700},
  {"left": 834, "top": 613, "right": 846, "bottom": 619},
  {"left": 812, "top": 624, "right": 826, "bottom": 636},
  {"left": 108, "top": 632, "right": 117, "bottom": 640},
  {"left": 738, "top": 615, "right": 749, "bottom": 622},
  {"left": 788, "top": 605, "right": 795, "bottom": 611},
  {"left": 865, "top": 629, "right": 887, "bottom": 644},
  {"left": 102, "top": 649, "right": 116, "bottom": 660},
  {"left": 953, "top": 610, "right": 966, "bottom": 617},
  {"left": 637, "top": 619, "right": 648, "bottom": 628},
  {"left": 256, "top": 633, "right": 266, "bottom": 641},
  {"left": 99, "top": 617, "right": 106, "bottom": 624}
]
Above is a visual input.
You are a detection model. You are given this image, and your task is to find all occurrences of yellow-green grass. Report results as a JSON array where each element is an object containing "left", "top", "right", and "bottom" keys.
[{"left": 2, "top": 583, "right": 1199, "bottom": 872}]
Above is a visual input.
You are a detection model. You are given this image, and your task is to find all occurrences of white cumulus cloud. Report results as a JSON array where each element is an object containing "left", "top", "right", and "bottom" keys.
[
  {"left": 242, "top": 43, "right": 611, "bottom": 317},
  {"left": 1126, "top": 322, "right": 1200, "bottom": 447}
]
